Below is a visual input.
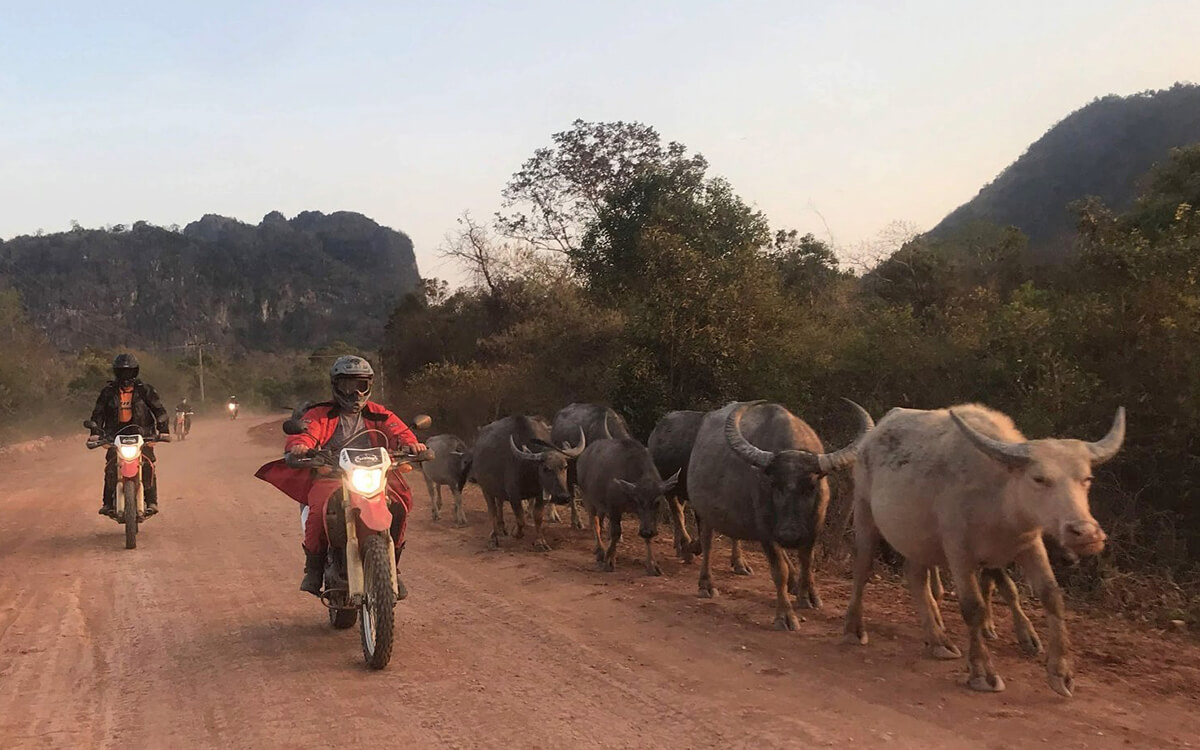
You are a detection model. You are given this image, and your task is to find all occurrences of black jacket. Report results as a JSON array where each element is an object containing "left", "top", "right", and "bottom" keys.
[{"left": 89, "top": 380, "right": 170, "bottom": 438}]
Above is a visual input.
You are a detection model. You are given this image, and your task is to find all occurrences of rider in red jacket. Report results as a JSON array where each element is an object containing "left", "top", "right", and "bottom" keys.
[{"left": 256, "top": 356, "right": 425, "bottom": 599}]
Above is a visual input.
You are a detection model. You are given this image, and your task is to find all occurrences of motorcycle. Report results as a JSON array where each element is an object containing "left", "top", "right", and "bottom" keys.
[
  {"left": 227, "top": 401, "right": 239, "bottom": 420},
  {"left": 174, "top": 409, "right": 193, "bottom": 440},
  {"left": 85, "top": 421, "right": 170, "bottom": 549},
  {"left": 282, "top": 412, "right": 433, "bottom": 669}
]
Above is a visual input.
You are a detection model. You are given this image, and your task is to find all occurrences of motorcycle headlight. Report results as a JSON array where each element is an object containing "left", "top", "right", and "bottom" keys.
[
  {"left": 350, "top": 468, "right": 384, "bottom": 496},
  {"left": 228, "top": 403, "right": 236, "bottom": 411},
  {"left": 117, "top": 445, "right": 141, "bottom": 461}
]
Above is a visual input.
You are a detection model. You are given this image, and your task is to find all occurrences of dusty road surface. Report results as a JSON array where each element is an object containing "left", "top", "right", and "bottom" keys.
[{"left": 1, "top": 416, "right": 1198, "bottom": 749}]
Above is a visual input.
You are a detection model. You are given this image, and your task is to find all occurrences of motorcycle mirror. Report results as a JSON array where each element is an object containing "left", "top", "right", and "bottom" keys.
[
  {"left": 282, "top": 419, "right": 307, "bottom": 435},
  {"left": 412, "top": 414, "right": 432, "bottom": 430}
]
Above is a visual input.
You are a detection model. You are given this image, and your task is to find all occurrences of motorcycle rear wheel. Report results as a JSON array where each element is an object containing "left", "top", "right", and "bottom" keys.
[
  {"left": 359, "top": 535, "right": 396, "bottom": 669},
  {"left": 123, "top": 481, "right": 138, "bottom": 550}
]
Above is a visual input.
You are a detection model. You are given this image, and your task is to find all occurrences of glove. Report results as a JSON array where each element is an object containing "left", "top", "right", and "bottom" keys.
[
  {"left": 288, "top": 444, "right": 311, "bottom": 458},
  {"left": 86, "top": 435, "right": 102, "bottom": 448}
]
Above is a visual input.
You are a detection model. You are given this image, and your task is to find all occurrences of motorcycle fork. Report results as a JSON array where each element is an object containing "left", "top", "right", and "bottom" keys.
[
  {"left": 116, "top": 460, "right": 144, "bottom": 517},
  {"left": 340, "top": 481, "right": 400, "bottom": 602}
]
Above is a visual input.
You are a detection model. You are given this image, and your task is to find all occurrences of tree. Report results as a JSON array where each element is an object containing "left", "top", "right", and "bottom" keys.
[{"left": 497, "top": 119, "right": 708, "bottom": 254}]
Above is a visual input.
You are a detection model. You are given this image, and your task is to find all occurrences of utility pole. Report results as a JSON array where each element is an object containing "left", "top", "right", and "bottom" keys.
[{"left": 198, "top": 343, "right": 206, "bottom": 402}]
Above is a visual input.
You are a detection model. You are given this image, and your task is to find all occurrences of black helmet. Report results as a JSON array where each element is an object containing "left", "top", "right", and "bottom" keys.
[
  {"left": 113, "top": 353, "right": 140, "bottom": 385},
  {"left": 330, "top": 355, "right": 374, "bottom": 413}
]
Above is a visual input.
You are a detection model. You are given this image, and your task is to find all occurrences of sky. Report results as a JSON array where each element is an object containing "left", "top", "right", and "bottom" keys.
[{"left": 1, "top": 0, "right": 1197, "bottom": 287}]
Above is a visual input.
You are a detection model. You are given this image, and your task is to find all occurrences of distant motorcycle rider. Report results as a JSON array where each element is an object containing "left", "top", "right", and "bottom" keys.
[
  {"left": 88, "top": 353, "right": 170, "bottom": 516},
  {"left": 256, "top": 356, "right": 425, "bottom": 598},
  {"left": 174, "top": 397, "right": 194, "bottom": 434}
]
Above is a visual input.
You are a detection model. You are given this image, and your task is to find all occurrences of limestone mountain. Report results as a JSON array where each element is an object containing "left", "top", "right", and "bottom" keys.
[{"left": 0, "top": 211, "right": 420, "bottom": 351}]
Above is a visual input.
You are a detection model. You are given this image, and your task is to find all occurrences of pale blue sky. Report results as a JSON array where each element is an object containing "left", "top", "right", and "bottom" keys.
[{"left": 2, "top": 1, "right": 1197, "bottom": 285}]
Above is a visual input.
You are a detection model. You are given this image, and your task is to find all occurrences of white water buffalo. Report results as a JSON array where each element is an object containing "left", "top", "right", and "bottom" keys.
[
  {"left": 551, "top": 403, "right": 632, "bottom": 528},
  {"left": 471, "top": 415, "right": 585, "bottom": 551},
  {"left": 688, "top": 400, "right": 873, "bottom": 630},
  {"left": 648, "top": 410, "right": 750, "bottom": 573},
  {"left": 420, "top": 434, "right": 471, "bottom": 526},
  {"left": 843, "top": 403, "right": 1125, "bottom": 697},
  {"left": 577, "top": 438, "right": 679, "bottom": 575}
]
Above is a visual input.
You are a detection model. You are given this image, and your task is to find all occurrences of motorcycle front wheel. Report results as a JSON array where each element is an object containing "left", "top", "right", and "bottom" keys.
[
  {"left": 123, "top": 481, "right": 138, "bottom": 549},
  {"left": 359, "top": 534, "right": 396, "bottom": 669}
]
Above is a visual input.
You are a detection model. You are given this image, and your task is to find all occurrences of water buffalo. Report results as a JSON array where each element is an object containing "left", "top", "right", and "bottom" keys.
[
  {"left": 420, "top": 434, "right": 472, "bottom": 526},
  {"left": 471, "top": 415, "right": 585, "bottom": 551},
  {"left": 577, "top": 438, "right": 679, "bottom": 575},
  {"left": 688, "top": 399, "right": 873, "bottom": 630},
  {"left": 648, "top": 410, "right": 750, "bottom": 573},
  {"left": 843, "top": 403, "right": 1125, "bottom": 696},
  {"left": 551, "top": 403, "right": 632, "bottom": 529}
]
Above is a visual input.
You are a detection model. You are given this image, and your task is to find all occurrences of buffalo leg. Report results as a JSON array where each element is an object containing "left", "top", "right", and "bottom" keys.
[
  {"left": 904, "top": 560, "right": 960, "bottom": 659},
  {"left": 928, "top": 568, "right": 947, "bottom": 631},
  {"left": 763, "top": 542, "right": 801, "bottom": 631},
  {"left": 509, "top": 497, "right": 526, "bottom": 539},
  {"left": 982, "top": 568, "right": 1042, "bottom": 655},
  {"left": 697, "top": 517, "right": 717, "bottom": 598},
  {"left": 424, "top": 473, "right": 440, "bottom": 521},
  {"left": 600, "top": 511, "right": 621, "bottom": 572},
  {"left": 531, "top": 496, "right": 551, "bottom": 552},
  {"left": 1015, "top": 541, "right": 1074, "bottom": 696},
  {"left": 667, "top": 495, "right": 698, "bottom": 563},
  {"left": 843, "top": 492, "right": 879, "bottom": 645},
  {"left": 793, "top": 544, "right": 822, "bottom": 609},
  {"left": 569, "top": 497, "right": 585, "bottom": 530},
  {"left": 483, "top": 492, "right": 503, "bottom": 549},
  {"left": 590, "top": 508, "right": 605, "bottom": 566},
  {"left": 947, "top": 552, "right": 1004, "bottom": 692},
  {"left": 730, "top": 540, "right": 753, "bottom": 576},
  {"left": 451, "top": 485, "right": 468, "bottom": 526}
]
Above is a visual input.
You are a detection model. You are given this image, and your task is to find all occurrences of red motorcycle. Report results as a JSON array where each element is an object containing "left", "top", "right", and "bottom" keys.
[
  {"left": 85, "top": 421, "right": 170, "bottom": 549},
  {"left": 282, "top": 414, "right": 432, "bottom": 669}
]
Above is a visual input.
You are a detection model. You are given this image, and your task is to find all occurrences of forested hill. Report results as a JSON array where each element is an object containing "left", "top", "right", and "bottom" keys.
[
  {"left": 931, "top": 83, "right": 1200, "bottom": 261},
  {"left": 0, "top": 210, "right": 420, "bottom": 351}
]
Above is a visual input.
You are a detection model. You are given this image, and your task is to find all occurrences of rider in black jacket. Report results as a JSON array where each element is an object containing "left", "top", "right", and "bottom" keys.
[{"left": 87, "top": 353, "right": 170, "bottom": 516}]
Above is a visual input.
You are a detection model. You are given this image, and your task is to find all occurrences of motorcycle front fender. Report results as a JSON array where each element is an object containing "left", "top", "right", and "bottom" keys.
[
  {"left": 119, "top": 458, "right": 141, "bottom": 479},
  {"left": 351, "top": 493, "right": 393, "bottom": 533}
]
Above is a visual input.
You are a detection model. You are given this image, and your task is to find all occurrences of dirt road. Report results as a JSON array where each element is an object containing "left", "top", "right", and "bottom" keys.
[{"left": 1, "top": 416, "right": 1197, "bottom": 749}]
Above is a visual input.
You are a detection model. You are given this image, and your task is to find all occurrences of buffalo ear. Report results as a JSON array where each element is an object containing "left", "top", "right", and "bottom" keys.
[
  {"left": 661, "top": 469, "right": 681, "bottom": 493},
  {"left": 613, "top": 478, "right": 637, "bottom": 496}
]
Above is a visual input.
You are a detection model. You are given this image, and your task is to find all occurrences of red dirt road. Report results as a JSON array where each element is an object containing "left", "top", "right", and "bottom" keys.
[{"left": 1, "top": 416, "right": 1197, "bottom": 749}]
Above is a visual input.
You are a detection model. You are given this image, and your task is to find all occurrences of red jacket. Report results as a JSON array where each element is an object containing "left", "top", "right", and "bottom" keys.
[{"left": 255, "top": 401, "right": 419, "bottom": 505}]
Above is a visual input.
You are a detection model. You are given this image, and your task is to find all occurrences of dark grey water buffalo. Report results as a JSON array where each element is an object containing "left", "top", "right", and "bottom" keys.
[
  {"left": 688, "top": 400, "right": 873, "bottom": 630},
  {"left": 648, "top": 410, "right": 750, "bottom": 573},
  {"left": 471, "top": 415, "right": 586, "bottom": 551},
  {"left": 844, "top": 403, "right": 1124, "bottom": 696},
  {"left": 551, "top": 403, "right": 632, "bottom": 528},
  {"left": 577, "top": 438, "right": 679, "bottom": 576},
  {"left": 420, "top": 434, "right": 472, "bottom": 526}
]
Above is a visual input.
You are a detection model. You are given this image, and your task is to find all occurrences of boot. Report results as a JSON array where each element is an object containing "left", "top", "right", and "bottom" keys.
[
  {"left": 394, "top": 545, "right": 408, "bottom": 601},
  {"left": 300, "top": 549, "right": 324, "bottom": 596}
]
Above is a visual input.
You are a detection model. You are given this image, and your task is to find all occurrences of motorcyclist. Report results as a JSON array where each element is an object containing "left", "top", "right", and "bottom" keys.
[
  {"left": 88, "top": 353, "right": 170, "bottom": 516},
  {"left": 174, "top": 398, "right": 194, "bottom": 433},
  {"left": 255, "top": 355, "right": 426, "bottom": 599},
  {"left": 227, "top": 395, "right": 239, "bottom": 418}
]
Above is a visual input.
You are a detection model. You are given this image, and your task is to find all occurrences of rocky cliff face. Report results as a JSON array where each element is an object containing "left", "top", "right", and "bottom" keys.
[{"left": 0, "top": 211, "right": 421, "bottom": 351}]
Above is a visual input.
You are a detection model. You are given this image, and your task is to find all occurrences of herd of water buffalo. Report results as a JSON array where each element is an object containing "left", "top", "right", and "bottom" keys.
[{"left": 417, "top": 399, "right": 1127, "bottom": 697}]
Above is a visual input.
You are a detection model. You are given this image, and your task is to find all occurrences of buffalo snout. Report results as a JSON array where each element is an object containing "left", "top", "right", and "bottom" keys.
[{"left": 1062, "top": 520, "right": 1106, "bottom": 557}]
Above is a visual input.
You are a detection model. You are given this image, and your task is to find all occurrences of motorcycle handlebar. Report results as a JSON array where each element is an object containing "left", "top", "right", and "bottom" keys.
[{"left": 283, "top": 447, "right": 435, "bottom": 469}]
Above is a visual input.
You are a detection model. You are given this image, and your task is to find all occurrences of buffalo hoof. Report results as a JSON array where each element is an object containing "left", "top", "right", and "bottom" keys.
[
  {"left": 1048, "top": 671, "right": 1074, "bottom": 698},
  {"left": 487, "top": 536, "right": 500, "bottom": 550},
  {"left": 982, "top": 621, "right": 999, "bottom": 641},
  {"left": 571, "top": 517, "right": 585, "bottom": 531},
  {"left": 534, "top": 539, "right": 552, "bottom": 553},
  {"left": 431, "top": 511, "right": 441, "bottom": 522},
  {"left": 1018, "top": 628, "right": 1044, "bottom": 657},
  {"left": 596, "top": 559, "right": 615, "bottom": 573},
  {"left": 455, "top": 519, "right": 468, "bottom": 528},
  {"left": 732, "top": 562, "right": 753, "bottom": 576},
  {"left": 842, "top": 630, "right": 868, "bottom": 646},
  {"left": 679, "top": 552, "right": 695, "bottom": 565},
  {"left": 698, "top": 581, "right": 718, "bottom": 599},
  {"left": 645, "top": 561, "right": 663, "bottom": 577},
  {"left": 967, "top": 673, "right": 1006, "bottom": 693},
  {"left": 795, "top": 591, "right": 822, "bottom": 610},
  {"left": 927, "top": 643, "right": 962, "bottom": 660},
  {"left": 774, "top": 613, "right": 803, "bottom": 631}
]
